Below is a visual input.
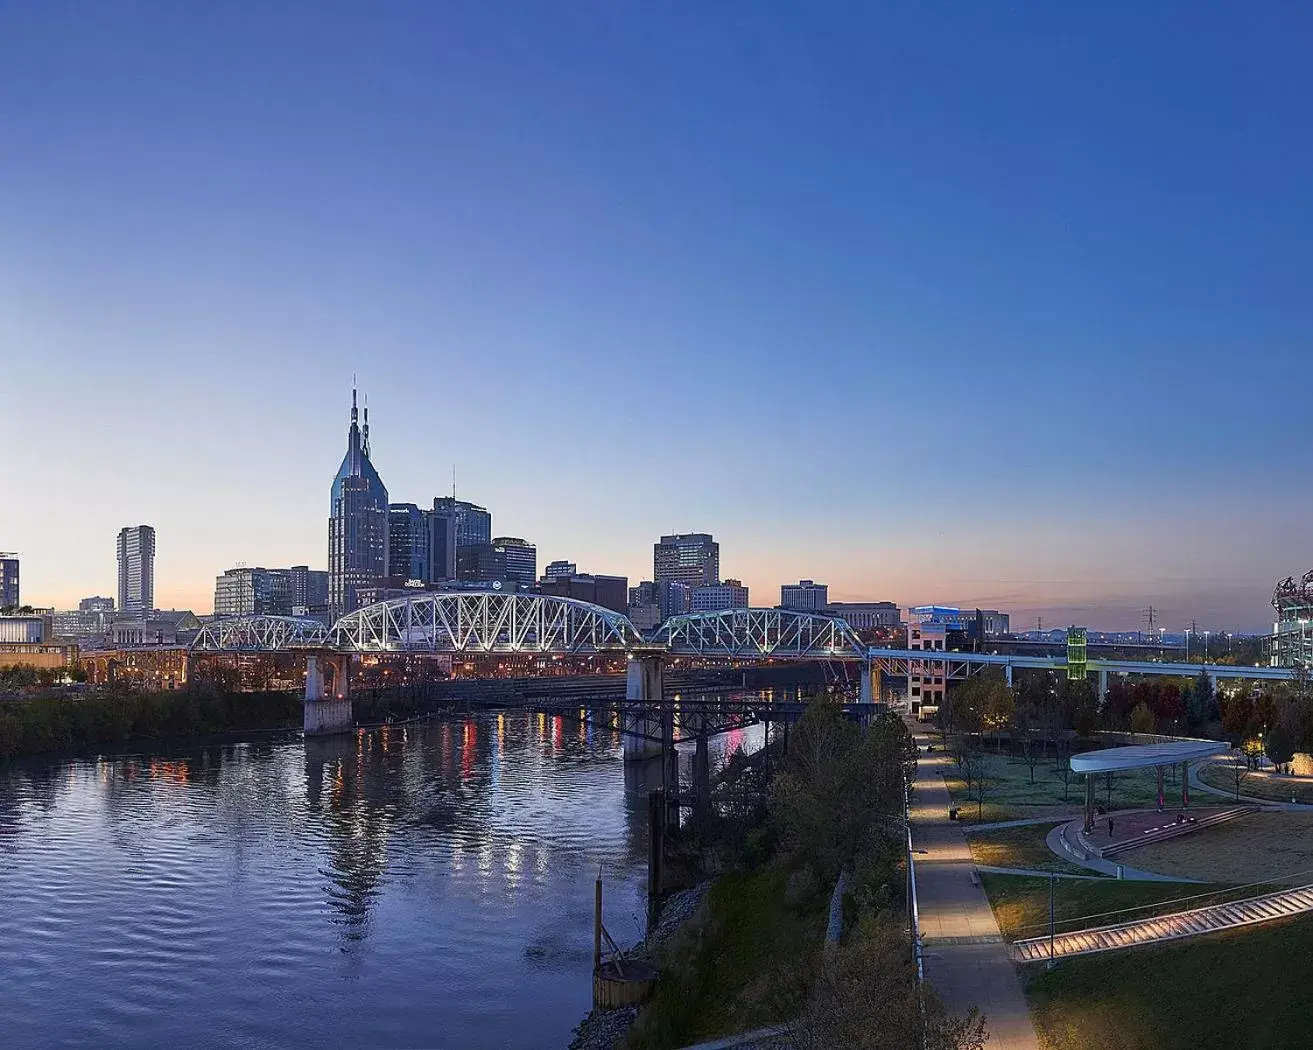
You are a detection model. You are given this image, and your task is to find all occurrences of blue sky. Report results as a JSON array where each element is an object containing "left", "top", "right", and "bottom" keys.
[{"left": 2, "top": 2, "right": 1311, "bottom": 631}]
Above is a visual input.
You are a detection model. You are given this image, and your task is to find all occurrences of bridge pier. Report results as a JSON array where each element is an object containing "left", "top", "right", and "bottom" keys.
[
  {"left": 859, "top": 662, "right": 873, "bottom": 704},
  {"left": 1098, "top": 669, "right": 1108, "bottom": 702},
  {"left": 622, "top": 655, "right": 665, "bottom": 762},
  {"left": 304, "top": 654, "right": 354, "bottom": 737}
]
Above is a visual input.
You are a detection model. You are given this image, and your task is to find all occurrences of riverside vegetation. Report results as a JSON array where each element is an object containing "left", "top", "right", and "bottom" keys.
[{"left": 622, "top": 698, "right": 986, "bottom": 1050}]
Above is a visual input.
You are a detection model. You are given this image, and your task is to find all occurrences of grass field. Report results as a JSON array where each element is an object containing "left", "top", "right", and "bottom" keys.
[
  {"left": 938, "top": 748, "right": 1174, "bottom": 823},
  {"left": 964, "top": 822, "right": 1094, "bottom": 876},
  {"left": 1026, "top": 912, "right": 1313, "bottom": 1050},
  {"left": 1125, "top": 811, "right": 1313, "bottom": 884},
  {"left": 1198, "top": 760, "right": 1313, "bottom": 804},
  {"left": 978, "top": 873, "right": 1219, "bottom": 940}
]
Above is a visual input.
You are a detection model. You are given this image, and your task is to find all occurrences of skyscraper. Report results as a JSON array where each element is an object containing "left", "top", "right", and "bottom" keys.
[
  {"left": 388, "top": 503, "right": 431, "bottom": 581},
  {"left": 653, "top": 533, "right": 719, "bottom": 588},
  {"left": 117, "top": 526, "right": 156, "bottom": 615},
  {"left": 433, "top": 497, "right": 492, "bottom": 580},
  {"left": 0, "top": 553, "right": 18, "bottom": 609},
  {"left": 329, "top": 389, "right": 389, "bottom": 619}
]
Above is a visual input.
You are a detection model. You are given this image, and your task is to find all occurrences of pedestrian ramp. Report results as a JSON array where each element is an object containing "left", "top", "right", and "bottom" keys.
[{"left": 1011, "top": 883, "right": 1313, "bottom": 963}]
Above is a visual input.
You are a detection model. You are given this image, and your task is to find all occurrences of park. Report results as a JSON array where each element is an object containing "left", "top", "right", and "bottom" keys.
[{"left": 920, "top": 667, "right": 1313, "bottom": 1050}]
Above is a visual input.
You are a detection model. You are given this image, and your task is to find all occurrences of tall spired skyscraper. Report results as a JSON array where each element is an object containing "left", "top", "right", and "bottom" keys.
[{"left": 328, "top": 388, "right": 389, "bottom": 619}]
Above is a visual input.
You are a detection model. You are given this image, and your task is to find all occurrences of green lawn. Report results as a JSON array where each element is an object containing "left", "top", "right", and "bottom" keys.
[
  {"left": 978, "top": 873, "right": 1231, "bottom": 941},
  {"left": 1026, "top": 912, "right": 1313, "bottom": 1050},
  {"left": 964, "top": 822, "right": 1094, "bottom": 876},
  {"left": 941, "top": 752, "right": 1175, "bottom": 823},
  {"left": 1198, "top": 760, "right": 1313, "bottom": 804}
]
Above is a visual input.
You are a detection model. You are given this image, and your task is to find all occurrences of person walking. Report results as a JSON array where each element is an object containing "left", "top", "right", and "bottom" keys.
[{"left": 1107, "top": 816, "right": 1115, "bottom": 837}]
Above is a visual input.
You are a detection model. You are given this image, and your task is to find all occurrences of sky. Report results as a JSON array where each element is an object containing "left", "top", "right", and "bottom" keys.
[{"left": 2, "top": 2, "right": 1311, "bottom": 632}]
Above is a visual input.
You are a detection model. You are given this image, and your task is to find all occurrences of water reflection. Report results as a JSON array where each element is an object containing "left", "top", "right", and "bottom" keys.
[{"left": 0, "top": 698, "right": 771, "bottom": 1048}]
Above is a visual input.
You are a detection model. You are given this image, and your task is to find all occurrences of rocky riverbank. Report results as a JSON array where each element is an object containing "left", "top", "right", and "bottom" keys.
[{"left": 566, "top": 882, "right": 712, "bottom": 1050}]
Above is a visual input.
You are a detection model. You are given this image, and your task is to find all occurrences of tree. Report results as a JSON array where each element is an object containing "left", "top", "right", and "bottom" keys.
[
  {"left": 1187, "top": 671, "right": 1219, "bottom": 731},
  {"left": 772, "top": 702, "right": 913, "bottom": 878},
  {"left": 783, "top": 913, "right": 987, "bottom": 1050},
  {"left": 1129, "top": 701, "right": 1156, "bottom": 736},
  {"left": 1020, "top": 728, "right": 1042, "bottom": 784},
  {"left": 1228, "top": 747, "right": 1252, "bottom": 801},
  {"left": 1265, "top": 724, "right": 1295, "bottom": 774}
]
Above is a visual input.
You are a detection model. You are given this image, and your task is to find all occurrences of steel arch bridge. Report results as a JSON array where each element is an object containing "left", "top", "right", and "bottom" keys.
[
  {"left": 653, "top": 609, "right": 866, "bottom": 660},
  {"left": 190, "top": 615, "right": 331, "bottom": 652},
  {"left": 330, "top": 590, "right": 646, "bottom": 653}
]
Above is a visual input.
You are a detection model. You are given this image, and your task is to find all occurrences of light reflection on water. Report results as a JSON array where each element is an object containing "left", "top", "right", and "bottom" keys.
[{"left": 0, "top": 701, "right": 765, "bottom": 1049}]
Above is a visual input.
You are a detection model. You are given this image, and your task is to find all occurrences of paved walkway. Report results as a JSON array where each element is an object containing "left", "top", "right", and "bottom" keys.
[
  {"left": 1044, "top": 821, "right": 1200, "bottom": 882},
  {"left": 909, "top": 728, "right": 1039, "bottom": 1050},
  {"left": 1189, "top": 762, "right": 1308, "bottom": 810}
]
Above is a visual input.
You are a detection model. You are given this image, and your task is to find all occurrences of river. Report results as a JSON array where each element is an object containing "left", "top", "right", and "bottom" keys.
[{"left": 0, "top": 704, "right": 764, "bottom": 1049}]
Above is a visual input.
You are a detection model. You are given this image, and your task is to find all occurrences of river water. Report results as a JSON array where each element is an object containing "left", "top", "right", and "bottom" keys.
[{"left": 0, "top": 706, "right": 763, "bottom": 1049}]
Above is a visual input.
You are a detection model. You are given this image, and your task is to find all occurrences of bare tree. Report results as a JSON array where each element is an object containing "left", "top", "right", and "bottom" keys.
[
  {"left": 784, "top": 915, "right": 987, "bottom": 1050},
  {"left": 1228, "top": 748, "right": 1252, "bottom": 801}
]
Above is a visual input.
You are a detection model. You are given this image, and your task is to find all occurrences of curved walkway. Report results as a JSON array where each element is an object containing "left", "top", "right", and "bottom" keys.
[
  {"left": 1044, "top": 821, "right": 1200, "bottom": 882},
  {"left": 908, "top": 728, "right": 1039, "bottom": 1050},
  {"left": 1189, "top": 762, "right": 1307, "bottom": 810}
]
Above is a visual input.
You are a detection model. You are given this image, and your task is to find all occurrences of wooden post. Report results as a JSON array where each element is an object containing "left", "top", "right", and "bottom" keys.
[
  {"left": 593, "top": 876, "right": 603, "bottom": 973},
  {"left": 648, "top": 790, "right": 664, "bottom": 925}
]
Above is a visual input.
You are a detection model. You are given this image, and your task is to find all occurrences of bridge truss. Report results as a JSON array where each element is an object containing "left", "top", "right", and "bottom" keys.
[
  {"left": 330, "top": 591, "right": 645, "bottom": 653},
  {"left": 190, "top": 615, "right": 331, "bottom": 652},
  {"left": 654, "top": 609, "right": 866, "bottom": 660}
]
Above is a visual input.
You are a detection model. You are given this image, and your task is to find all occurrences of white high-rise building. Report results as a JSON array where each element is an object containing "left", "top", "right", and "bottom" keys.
[{"left": 117, "top": 525, "right": 156, "bottom": 615}]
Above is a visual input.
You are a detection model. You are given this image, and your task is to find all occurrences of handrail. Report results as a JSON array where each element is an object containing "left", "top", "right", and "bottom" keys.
[{"left": 905, "top": 780, "right": 924, "bottom": 984}]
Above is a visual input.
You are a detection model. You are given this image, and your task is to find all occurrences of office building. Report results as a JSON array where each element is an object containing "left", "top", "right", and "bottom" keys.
[
  {"left": 629, "top": 579, "right": 692, "bottom": 629},
  {"left": 213, "top": 567, "right": 293, "bottom": 618},
  {"left": 825, "top": 601, "right": 901, "bottom": 631},
  {"left": 52, "top": 597, "right": 116, "bottom": 640},
  {"left": 433, "top": 497, "right": 492, "bottom": 564},
  {"left": 781, "top": 580, "right": 828, "bottom": 611},
  {"left": 428, "top": 510, "right": 457, "bottom": 582},
  {"left": 117, "top": 525, "right": 156, "bottom": 615},
  {"left": 907, "top": 621, "right": 948, "bottom": 719},
  {"left": 691, "top": 578, "right": 749, "bottom": 612},
  {"left": 538, "top": 572, "right": 628, "bottom": 614},
  {"left": 329, "top": 389, "right": 389, "bottom": 619},
  {"left": 287, "top": 566, "right": 330, "bottom": 622},
  {"left": 0, "top": 553, "right": 18, "bottom": 609},
  {"left": 388, "top": 503, "right": 431, "bottom": 582},
  {"left": 653, "top": 533, "right": 719, "bottom": 588},
  {"left": 457, "top": 537, "right": 537, "bottom": 588},
  {"left": 543, "top": 560, "right": 577, "bottom": 582},
  {"left": 976, "top": 609, "right": 1011, "bottom": 637}
]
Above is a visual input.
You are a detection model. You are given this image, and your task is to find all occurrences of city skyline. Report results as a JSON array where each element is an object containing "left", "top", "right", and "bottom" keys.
[{"left": 4, "top": 4, "right": 1312, "bottom": 632}]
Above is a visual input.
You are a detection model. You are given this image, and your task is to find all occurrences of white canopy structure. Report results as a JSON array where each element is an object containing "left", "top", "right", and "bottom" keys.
[
  {"left": 1071, "top": 739, "right": 1229, "bottom": 833},
  {"left": 1071, "top": 740, "right": 1227, "bottom": 775}
]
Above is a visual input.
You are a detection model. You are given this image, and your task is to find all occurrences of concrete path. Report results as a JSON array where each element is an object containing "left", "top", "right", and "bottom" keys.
[
  {"left": 1044, "top": 821, "right": 1201, "bottom": 882},
  {"left": 962, "top": 815, "right": 1076, "bottom": 832},
  {"left": 1189, "top": 762, "right": 1308, "bottom": 810},
  {"left": 974, "top": 864, "right": 1105, "bottom": 880},
  {"left": 909, "top": 730, "right": 1039, "bottom": 1050}
]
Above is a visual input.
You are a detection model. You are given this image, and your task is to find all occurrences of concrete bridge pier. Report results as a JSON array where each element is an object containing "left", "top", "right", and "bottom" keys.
[
  {"left": 622, "top": 655, "right": 665, "bottom": 762},
  {"left": 859, "top": 662, "right": 873, "bottom": 704},
  {"left": 304, "top": 654, "right": 354, "bottom": 736}
]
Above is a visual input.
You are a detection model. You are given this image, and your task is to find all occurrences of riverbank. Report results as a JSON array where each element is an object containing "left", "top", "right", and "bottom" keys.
[
  {"left": 569, "top": 700, "right": 983, "bottom": 1050},
  {"left": 0, "top": 684, "right": 303, "bottom": 760}
]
